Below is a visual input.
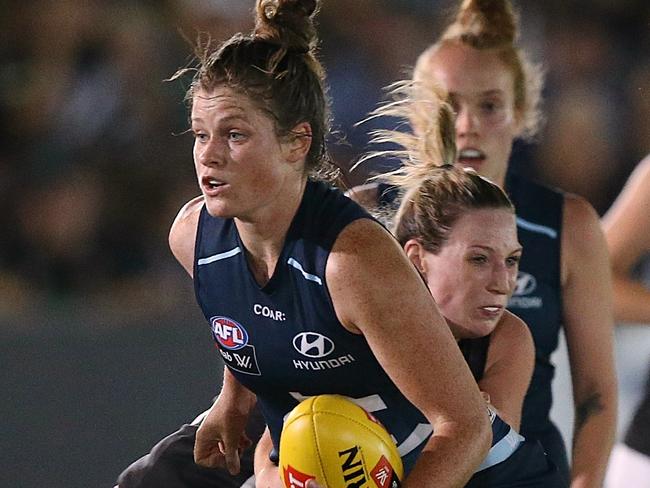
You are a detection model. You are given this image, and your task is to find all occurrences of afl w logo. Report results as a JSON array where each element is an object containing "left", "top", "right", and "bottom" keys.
[
  {"left": 293, "top": 332, "right": 335, "bottom": 358},
  {"left": 513, "top": 271, "right": 537, "bottom": 296},
  {"left": 210, "top": 316, "right": 248, "bottom": 350}
]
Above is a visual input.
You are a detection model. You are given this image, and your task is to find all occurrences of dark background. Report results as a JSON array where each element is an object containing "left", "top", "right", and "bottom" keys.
[{"left": 1, "top": 1, "right": 649, "bottom": 486}]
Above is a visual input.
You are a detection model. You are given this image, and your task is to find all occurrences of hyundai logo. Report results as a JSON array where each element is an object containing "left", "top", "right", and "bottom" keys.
[
  {"left": 292, "top": 332, "right": 335, "bottom": 358},
  {"left": 513, "top": 272, "right": 537, "bottom": 296}
]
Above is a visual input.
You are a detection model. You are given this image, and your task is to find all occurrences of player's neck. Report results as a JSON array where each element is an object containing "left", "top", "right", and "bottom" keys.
[{"left": 236, "top": 177, "right": 307, "bottom": 286}]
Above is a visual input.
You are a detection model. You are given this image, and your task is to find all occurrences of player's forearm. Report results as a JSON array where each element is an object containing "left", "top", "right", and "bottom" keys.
[
  {"left": 219, "top": 367, "right": 257, "bottom": 413},
  {"left": 570, "top": 389, "right": 617, "bottom": 488},
  {"left": 404, "top": 418, "right": 491, "bottom": 488}
]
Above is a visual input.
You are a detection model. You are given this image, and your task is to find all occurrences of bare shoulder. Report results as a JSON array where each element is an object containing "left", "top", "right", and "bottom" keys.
[
  {"left": 561, "top": 194, "right": 611, "bottom": 296},
  {"left": 169, "top": 195, "right": 204, "bottom": 277},
  {"left": 562, "top": 192, "right": 608, "bottom": 275},
  {"left": 328, "top": 217, "right": 404, "bottom": 272},
  {"left": 327, "top": 217, "right": 404, "bottom": 286},
  {"left": 490, "top": 310, "right": 534, "bottom": 355},
  {"left": 326, "top": 217, "right": 430, "bottom": 332},
  {"left": 563, "top": 192, "right": 602, "bottom": 239}
]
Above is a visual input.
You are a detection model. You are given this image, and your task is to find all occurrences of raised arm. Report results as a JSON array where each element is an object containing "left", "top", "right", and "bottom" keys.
[
  {"left": 327, "top": 218, "right": 491, "bottom": 488},
  {"left": 602, "top": 155, "right": 650, "bottom": 324},
  {"left": 561, "top": 194, "right": 617, "bottom": 488},
  {"left": 169, "top": 197, "right": 257, "bottom": 474},
  {"left": 478, "top": 310, "right": 534, "bottom": 431}
]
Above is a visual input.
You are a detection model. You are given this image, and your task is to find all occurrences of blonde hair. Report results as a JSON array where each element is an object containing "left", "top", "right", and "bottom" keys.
[
  {"left": 357, "top": 79, "right": 513, "bottom": 253},
  {"left": 414, "top": 0, "right": 544, "bottom": 140}
]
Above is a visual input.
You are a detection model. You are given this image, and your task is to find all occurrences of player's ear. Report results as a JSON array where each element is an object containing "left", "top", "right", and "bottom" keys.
[
  {"left": 283, "top": 122, "right": 312, "bottom": 164},
  {"left": 403, "top": 239, "right": 426, "bottom": 276}
]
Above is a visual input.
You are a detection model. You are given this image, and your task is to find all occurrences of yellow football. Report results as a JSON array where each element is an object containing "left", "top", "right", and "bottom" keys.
[{"left": 279, "top": 394, "right": 403, "bottom": 488}]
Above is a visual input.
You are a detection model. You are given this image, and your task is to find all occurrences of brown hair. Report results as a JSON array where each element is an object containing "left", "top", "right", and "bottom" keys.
[
  {"left": 360, "top": 80, "right": 513, "bottom": 253},
  {"left": 173, "top": 0, "right": 335, "bottom": 179},
  {"left": 414, "top": 0, "right": 544, "bottom": 139}
]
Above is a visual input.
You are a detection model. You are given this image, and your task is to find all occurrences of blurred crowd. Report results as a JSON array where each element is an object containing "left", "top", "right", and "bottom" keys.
[{"left": 0, "top": 0, "right": 648, "bottom": 321}]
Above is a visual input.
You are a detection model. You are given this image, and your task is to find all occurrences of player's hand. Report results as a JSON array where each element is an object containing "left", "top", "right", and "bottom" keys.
[
  {"left": 481, "top": 390, "right": 505, "bottom": 421},
  {"left": 193, "top": 396, "right": 253, "bottom": 474},
  {"left": 305, "top": 480, "right": 324, "bottom": 488}
]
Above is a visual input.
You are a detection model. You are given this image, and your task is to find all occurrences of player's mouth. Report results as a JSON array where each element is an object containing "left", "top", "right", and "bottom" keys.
[
  {"left": 457, "top": 148, "right": 486, "bottom": 170},
  {"left": 202, "top": 176, "right": 228, "bottom": 196},
  {"left": 478, "top": 305, "right": 503, "bottom": 318}
]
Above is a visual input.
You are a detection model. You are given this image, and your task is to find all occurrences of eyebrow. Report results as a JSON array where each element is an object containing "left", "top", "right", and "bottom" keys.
[
  {"left": 480, "top": 90, "right": 505, "bottom": 97},
  {"left": 468, "top": 244, "right": 524, "bottom": 253},
  {"left": 191, "top": 113, "right": 250, "bottom": 125},
  {"left": 449, "top": 89, "right": 505, "bottom": 98}
]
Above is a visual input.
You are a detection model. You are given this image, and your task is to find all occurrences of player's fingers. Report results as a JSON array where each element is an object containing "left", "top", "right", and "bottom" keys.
[
  {"left": 240, "top": 434, "right": 253, "bottom": 450},
  {"left": 194, "top": 438, "right": 224, "bottom": 467},
  {"left": 305, "top": 480, "right": 324, "bottom": 488},
  {"left": 222, "top": 441, "right": 242, "bottom": 475},
  {"left": 196, "top": 451, "right": 227, "bottom": 468}
]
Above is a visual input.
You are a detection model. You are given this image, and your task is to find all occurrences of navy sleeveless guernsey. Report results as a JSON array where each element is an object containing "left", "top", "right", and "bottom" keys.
[
  {"left": 194, "top": 180, "right": 521, "bottom": 475},
  {"left": 194, "top": 180, "right": 431, "bottom": 473},
  {"left": 504, "top": 172, "right": 568, "bottom": 478}
]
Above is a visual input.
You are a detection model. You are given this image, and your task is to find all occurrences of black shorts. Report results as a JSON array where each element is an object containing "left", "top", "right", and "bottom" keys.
[
  {"left": 522, "top": 422, "right": 569, "bottom": 484},
  {"left": 465, "top": 439, "right": 567, "bottom": 488},
  {"left": 116, "top": 408, "right": 265, "bottom": 488}
]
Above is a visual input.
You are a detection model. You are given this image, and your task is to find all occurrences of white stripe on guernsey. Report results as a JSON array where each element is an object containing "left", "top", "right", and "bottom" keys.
[
  {"left": 397, "top": 423, "right": 433, "bottom": 457},
  {"left": 287, "top": 258, "right": 323, "bottom": 285},
  {"left": 516, "top": 217, "right": 558, "bottom": 239},
  {"left": 287, "top": 393, "right": 387, "bottom": 413},
  {"left": 351, "top": 394, "right": 388, "bottom": 413},
  {"left": 197, "top": 246, "right": 241, "bottom": 266},
  {"left": 476, "top": 427, "right": 525, "bottom": 472}
]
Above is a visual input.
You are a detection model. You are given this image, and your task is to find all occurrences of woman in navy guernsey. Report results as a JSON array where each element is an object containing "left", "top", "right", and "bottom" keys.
[
  {"left": 349, "top": 1, "right": 617, "bottom": 486},
  {"left": 165, "top": 0, "right": 493, "bottom": 487}
]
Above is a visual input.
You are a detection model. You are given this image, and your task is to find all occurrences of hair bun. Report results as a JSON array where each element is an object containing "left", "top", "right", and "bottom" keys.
[
  {"left": 448, "top": 0, "right": 517, "bottom": 47},
  {"left": 255, "top": 0, "right": 319, "bottom": 51},
  {"left": 261, "top": 0, "right": 278, "bottom": 20}
]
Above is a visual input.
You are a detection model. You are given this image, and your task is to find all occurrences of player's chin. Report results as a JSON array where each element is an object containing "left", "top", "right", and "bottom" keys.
[
  {"left": 203, "top": 199, "right": 237, "bottom": 219},
  {"left": 466, "top": 316, "right": 500, "bottom": 338}
]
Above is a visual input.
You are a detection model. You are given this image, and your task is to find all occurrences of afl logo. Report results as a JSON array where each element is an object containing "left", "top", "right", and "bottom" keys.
[
  {"left": 211, "top": 316, "right": 248, "bottom": 350},
  {"left": 513, "top": 272, "right": 537, "bottom": 296},
  {"left": 293, "top": 332, "right": 335, "bottom": 358}
]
